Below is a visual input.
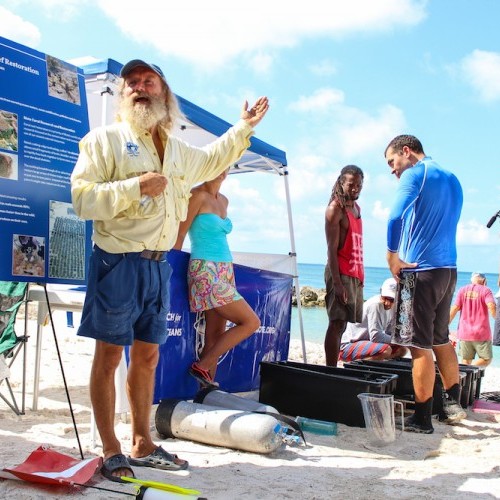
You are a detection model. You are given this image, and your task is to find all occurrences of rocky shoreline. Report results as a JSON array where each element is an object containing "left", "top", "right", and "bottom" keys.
[{"left": 292, "top": 286, "right": 326, "bottom": 307}]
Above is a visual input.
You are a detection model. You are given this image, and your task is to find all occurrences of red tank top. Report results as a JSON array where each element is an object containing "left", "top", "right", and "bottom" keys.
[{"left": 338, "top": 204, "right": 364, "bottom": 283}]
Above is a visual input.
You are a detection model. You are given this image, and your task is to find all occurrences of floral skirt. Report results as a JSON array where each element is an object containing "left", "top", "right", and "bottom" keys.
[{"left": 188, "top": 259, "right": 242, "bottom": 312}]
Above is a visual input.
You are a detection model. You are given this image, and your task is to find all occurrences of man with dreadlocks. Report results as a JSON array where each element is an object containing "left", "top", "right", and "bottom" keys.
[{"left": 324, "top": 165, "right": 364, "bottom": 366}]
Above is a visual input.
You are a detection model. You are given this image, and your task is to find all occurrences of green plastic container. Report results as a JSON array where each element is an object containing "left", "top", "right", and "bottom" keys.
[{"left": 296, "top": 416, "right": 337, "bottom": 435}]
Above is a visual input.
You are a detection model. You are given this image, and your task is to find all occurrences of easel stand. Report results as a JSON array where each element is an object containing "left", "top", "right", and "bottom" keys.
[{"left": 33, "top": 283, "right": 84, "bottom": 460}]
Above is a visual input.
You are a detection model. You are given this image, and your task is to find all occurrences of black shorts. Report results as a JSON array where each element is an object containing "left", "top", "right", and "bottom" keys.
[{"left": 392, "top": 268, "right": 457, "bottom": 350}]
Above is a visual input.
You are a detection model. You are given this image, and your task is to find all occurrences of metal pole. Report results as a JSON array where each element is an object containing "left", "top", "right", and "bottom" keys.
[{"left": 282, "top": 167, "right": 307, "bottom": 363}]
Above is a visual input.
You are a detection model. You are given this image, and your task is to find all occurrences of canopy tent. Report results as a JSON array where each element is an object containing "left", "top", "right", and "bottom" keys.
[{"left": 81, "top": 59, "right": 307, "bottom": 361}]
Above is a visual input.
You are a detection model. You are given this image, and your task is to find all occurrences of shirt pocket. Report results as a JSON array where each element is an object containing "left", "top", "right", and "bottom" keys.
[
  {"left": 121, "top": 196, "right": 161, "bottom": 220},
  {"left": 118, "top": 167, "right": 162, "bottom": 220},
  {"left": 170, "top": 172, "right": 191, "bottom": 222}
]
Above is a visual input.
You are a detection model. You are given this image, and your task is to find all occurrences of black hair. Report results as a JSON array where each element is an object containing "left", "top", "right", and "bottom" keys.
[
  {"left": 328, "top": 165, "right": 364, "bottom": 205},
  {"left": 384, "top": 134, "right": 424, "bottom": 156}
]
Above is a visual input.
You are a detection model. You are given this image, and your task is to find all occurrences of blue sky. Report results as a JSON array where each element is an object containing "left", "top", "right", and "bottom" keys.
[{"left": 2, "top": 0, "right": 499, "bottom": 273}]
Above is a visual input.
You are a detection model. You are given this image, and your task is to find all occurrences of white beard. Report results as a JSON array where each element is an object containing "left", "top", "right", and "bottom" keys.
[{"left": 119, "top": 94, "right": 168, "bottom": 130}]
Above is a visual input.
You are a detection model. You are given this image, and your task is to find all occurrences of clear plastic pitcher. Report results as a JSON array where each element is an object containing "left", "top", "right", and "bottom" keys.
[{"left": 357, "top": 393, "right": 404, "bottom": 447}]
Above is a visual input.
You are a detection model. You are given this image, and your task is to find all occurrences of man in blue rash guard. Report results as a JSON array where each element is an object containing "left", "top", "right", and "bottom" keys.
[{"left": 384, "top": 134, "right": 466, "bottom": 434}]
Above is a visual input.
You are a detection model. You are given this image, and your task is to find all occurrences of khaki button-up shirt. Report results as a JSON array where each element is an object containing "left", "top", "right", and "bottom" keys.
[{"left": 71, "top": 119, "right": 253, "bottom": 253}]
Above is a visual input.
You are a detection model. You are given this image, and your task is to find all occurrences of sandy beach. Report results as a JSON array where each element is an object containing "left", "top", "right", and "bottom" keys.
[{"left": 1, "top": 310, "right": 499, "bottom": 499}]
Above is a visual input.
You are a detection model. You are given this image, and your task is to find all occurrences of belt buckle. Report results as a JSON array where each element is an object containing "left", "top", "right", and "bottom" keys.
[
  {"left": 140, "top": 249, "right": 167, "bottom": 261},
  {"left": 152, "top": 251, "right": 163, "bottom": 261}
]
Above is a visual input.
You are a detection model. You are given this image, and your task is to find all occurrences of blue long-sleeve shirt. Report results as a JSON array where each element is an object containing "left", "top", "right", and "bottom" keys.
[{"left": 387, "top": 156, "right": 463, "bottom": 270}]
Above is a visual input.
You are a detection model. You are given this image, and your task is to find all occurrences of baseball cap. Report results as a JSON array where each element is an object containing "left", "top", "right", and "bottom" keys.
[
  {"left": 471, "top": 272, "right": 486, "bottom": 280},
  {"left": 120, "top": 59, "right": 165, "bottom": 80},
  {"left": 381, "top": 278, "right": 397, "bottom": 299}
]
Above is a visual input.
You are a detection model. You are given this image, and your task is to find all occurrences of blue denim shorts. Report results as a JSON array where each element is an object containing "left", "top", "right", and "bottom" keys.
[{"left": 78, "top": 246, "right": 172, "bottom": 346}]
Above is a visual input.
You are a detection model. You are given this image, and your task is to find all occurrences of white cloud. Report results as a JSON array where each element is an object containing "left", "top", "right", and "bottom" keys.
[
  {"left": 248, "top": 52, "right": 274, "bottom": 75},
  {"left": 371, "top": 200, "right": 390, "bottom": 221},
  {"left": 287, "top": 98, "right": 406, "bottom": 163},
  {"left": 289, "top": 88, "right": 345, "bottom": 112},
  {"left": 95, "top": 0, "right": 426, "bottom": 69},
  {"left": 276, "top": 153, "right": 333, "bottom": 203},
  {"left": 224, "top": 176, "right": 289, "bottom": 238},
  {"left": 3, "top": 0, "right": 427, "bottom": 69},
  {"left": 178, "top": 175, "right": 291, "bottom": 253},
  {"left": 459, "top": 50, "right": 500, "bottom": 102},
  {"left": 310, "top": 59, "right": 337, "bottom": 77},
  {"left": 457, "top": 219, "right": 491, "bottom": 245},
  {"left": 337, "top": 104, "right": 406, "bottom": 158},
  {"left": 40, "top": 0, "right": 82, "bottom": 20},
  {"left": 224, "top": 176, "right": 261, "bottom": 203},
  {"left": 0, "top": 7, "right": 41, "bottom": 47}
]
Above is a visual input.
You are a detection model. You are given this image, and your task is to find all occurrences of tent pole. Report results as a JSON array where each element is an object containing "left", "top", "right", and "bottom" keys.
[
  {"left": 282, "top": 167, "right": 307, "bottom": 363},
  {"left": 100, "top": 84, "right": 113, "bottom": 126}
]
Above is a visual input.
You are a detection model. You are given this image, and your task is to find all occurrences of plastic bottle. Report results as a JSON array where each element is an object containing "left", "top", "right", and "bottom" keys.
[
  {"left": 295, "top": 416, "right": 338, "bottom": 435},
  {"left": 136, "top": 486, "right": 203, "bottom": 499}
]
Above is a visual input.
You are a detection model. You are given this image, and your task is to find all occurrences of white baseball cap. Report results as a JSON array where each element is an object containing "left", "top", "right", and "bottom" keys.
[
  {"left": 471, "top": 272, "right": 486, "bottom": 280},
  {"left": 381, "top": 278, "right": 397, "bottom": 299}
]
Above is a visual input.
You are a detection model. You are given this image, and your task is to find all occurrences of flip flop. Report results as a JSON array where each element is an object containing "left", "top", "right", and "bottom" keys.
[
  {"left": 189, "top": 362, "right": 219, "bottom": 388},
  {"left": 101, "top": 453, "right": 135, "bottom": 483},
  {"left": 128, "top": 446, "right": 189, "bottom": 471}
]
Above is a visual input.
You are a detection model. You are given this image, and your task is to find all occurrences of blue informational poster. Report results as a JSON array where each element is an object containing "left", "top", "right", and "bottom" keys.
[
  {"left": 0, "top": 36, "right": 91, "bottom": 284},
  {"left": 153, "top": 250, "right": 292, "bottom": 400}
]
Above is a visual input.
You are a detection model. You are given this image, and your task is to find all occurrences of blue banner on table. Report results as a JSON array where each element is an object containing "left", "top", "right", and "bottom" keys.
[
  {"left": 153, "top": 250, "right": 292, "bottom": 401},
  {"left": 0, "top": 36, "right": 91, "bottom": 284}
]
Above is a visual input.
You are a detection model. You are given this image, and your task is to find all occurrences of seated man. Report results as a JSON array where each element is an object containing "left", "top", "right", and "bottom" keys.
[{"left": 339, "top": 278, "right": 408, "bottom": 362}]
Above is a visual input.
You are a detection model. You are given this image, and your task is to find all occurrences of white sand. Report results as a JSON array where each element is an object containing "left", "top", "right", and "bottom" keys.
[{"left": 1, "top": 310, "right": 499, "bottom": 499}]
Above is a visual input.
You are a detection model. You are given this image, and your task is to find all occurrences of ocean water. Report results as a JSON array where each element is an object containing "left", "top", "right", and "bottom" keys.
[{"left": 291, "top": 263, "right": 500, "bottom": 367}]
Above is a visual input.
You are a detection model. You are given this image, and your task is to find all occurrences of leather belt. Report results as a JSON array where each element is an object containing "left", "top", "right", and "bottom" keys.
[{"left": 140, "top": 249, "right": 168, "bottom": 261}]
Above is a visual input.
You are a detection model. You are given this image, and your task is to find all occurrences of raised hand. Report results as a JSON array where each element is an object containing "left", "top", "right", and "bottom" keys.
[{"left": 240, "top": 96, "right": 269, "bottom": 127}]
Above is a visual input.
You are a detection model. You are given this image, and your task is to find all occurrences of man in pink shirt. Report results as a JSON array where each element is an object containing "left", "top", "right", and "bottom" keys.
[{"left": 449, "top": 272, "right": 496, "bottom": 366}]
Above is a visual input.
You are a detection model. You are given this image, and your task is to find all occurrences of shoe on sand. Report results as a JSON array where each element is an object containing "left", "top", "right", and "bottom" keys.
[
  {"left": 128, "top": 446, "right": 188, "bottom": 471},
  {"left": 101, "top": 453, "right": 135, "bottom": 483},
  {"left": 440, "top": 394, "right": 467, "bottom": 423},
  {"left": 403, "top": 414, "right": 434, "bottom": 434}
]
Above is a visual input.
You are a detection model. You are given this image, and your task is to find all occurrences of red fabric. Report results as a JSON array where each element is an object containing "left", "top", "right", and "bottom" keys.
[
  {"left": 1, "top": 446, "right": 101, "bottom": 486},
  {"left": 337, "top": 204, "right": 364, "bottom": 283},
  {"left": 339, "top": 340, "right": 389, "bottom": 361}
]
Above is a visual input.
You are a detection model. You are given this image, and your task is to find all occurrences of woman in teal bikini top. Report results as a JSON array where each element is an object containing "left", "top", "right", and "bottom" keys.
[
  {"left": 188, "top": 213, "right": 233, "bottom": 262},
  {"left": 173, "top": 169, "right": 260, "bottom": 387}
]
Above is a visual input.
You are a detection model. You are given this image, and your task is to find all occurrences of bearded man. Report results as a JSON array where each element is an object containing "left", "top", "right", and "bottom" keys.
[
  {"left": 323, "top": 165, "right": 364, "bottom": 366},
  {"left": 71, "top": 59, "right": 269, "bottom": 482}
]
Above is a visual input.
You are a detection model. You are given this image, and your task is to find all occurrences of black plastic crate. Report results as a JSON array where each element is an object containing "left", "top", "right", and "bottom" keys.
[
  {"left": 378, "top": 358, "right": 478, "bottom": 406},
  {"left": 345, "top": 359, "right": 445, "bottom": 415},
  {"left": 258, "top": 361, "right": 398, "bottom": 428},
  {"left": 457, "top": 364, "right": 484, "bottom": 405},
  {"left": 347, "top": 358, "right": 470, "bottom": 412}
]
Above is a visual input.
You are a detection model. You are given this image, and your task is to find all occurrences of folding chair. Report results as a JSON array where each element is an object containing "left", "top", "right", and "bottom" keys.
[{"left": 0, "top": 281, "right": 29, "bottom": 415}]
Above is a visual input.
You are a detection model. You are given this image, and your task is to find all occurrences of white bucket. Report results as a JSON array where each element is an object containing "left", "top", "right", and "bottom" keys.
[{"left": 357, "top": 393, "right": 404, "bottom": 447}]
